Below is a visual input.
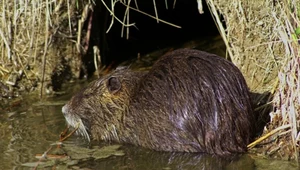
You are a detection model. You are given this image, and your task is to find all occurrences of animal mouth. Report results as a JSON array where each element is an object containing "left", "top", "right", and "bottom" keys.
[{"left": 64, "top": 113, "right": 91, "bottom": 142}]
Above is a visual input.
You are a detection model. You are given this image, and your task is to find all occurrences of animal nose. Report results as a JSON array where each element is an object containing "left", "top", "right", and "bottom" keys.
[{"left": 62, "top": 105, "right": 68, "bottom": 115}]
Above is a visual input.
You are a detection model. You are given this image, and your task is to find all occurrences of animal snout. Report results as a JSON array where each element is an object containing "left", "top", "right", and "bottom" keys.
[{"left": 62, "top": 105, "right": 68, "bottom": 115}]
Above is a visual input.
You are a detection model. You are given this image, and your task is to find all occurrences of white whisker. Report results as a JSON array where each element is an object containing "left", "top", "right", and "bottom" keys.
[{"left": 65, "top": 114, "right": 90, "bottom": 142}]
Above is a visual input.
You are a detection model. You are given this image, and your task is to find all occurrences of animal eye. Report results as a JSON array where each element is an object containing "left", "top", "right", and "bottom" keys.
[
  {"left": 83, "top": 89, "right": 93, "bottom": 97},
  {"left": 107, "top": 76, "right": 121, "bottom": 94}
]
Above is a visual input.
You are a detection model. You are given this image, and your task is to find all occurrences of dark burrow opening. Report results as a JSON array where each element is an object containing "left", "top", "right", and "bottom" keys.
[{"left": 82, "top": 0, "right": 221, "bottom": 76}]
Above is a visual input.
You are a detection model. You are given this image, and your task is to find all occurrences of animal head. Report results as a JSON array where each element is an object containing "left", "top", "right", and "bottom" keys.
[{"left": 62, "top": 68, "right": 144, "bottom": 142}]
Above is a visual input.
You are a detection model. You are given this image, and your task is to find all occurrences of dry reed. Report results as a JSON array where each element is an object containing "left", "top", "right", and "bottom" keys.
[
  {"left": 207, "top": 0, "right": 300, "bottom": 161},
  {"left": 0, "top": 0, "right": 84, "bottom": 97}
]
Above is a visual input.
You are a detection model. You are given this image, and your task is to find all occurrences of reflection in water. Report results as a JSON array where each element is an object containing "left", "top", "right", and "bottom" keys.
[
  {"left": 80, "top": 146, "right": 255, "bottom": 170},
  {"left": 0, "top": 95, "right": 67, "bottom": 169}
]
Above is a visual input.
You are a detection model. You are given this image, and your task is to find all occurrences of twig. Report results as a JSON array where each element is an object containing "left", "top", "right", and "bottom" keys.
[
  {"left": 247, "top": 124, "right": 290, "bottom": 149},
  {"left": 173, "top": 0, "right": 176, "bottom": 9},
  {"left": 40, "top": 0, "right": 50, "bottom": 98},
  {"left": 121, "top": 0, "right": 131, "bottom": 39},
  {"left": 59, "top": 124, "right": 80, "bottom": 142},
  {"left": 206, "top": 0, "right": 233, "bottom": 60},
  {"left": 197, "top": 0, "right": 204, "bottom": 14},
  {"left": 119, "top": 1, "right": 181, "bottom": 29},
  {"left": 165, "top": 0, "right": 168, "bottom": 9},
  {"left": 93, "top": 46, "right": 101, "bottom": 73},
  {"left": 0, "top": 65, "right": 9, "bottom": 73},
  {"left": 0, "top": 28, "right": 11, "bottom": 60},
  {"left": 83, "top": 8, "right": 94, "bottom": 54},
  {"left": 153, "top": 0, "right": 159, "bottom": 23},
  {"left": 77, "top": 4, "right": 93, "bottom": 53},
  {"left": 67, "top": 0, "right": 72, "bottom": 36},
  {"left": 134, "top": 0, "right": 139, "bottom": 9},
  {"left": 33, "top": 146, "right": 53, "bottom": 170},
  {"left": 101, "top": 0, "right": 136, "bottom": 33}
]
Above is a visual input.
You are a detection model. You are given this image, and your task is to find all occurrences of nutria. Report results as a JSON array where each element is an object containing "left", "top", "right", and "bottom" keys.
[{"left": 62, "top": 48, "right": 255, "bottom": 156}]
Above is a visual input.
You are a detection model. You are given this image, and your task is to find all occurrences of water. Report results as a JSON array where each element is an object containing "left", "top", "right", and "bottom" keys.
[{"left": 0, "top": 93, "right": 67, "bottom": 169}]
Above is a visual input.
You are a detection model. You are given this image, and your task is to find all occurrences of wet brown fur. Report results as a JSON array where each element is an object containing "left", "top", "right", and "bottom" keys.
[{"left": 62, "top": 49, "right": 255, "bottom": 156}]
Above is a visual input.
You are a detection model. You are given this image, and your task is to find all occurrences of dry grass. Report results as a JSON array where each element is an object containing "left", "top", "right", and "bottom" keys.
[
  {"left": 0, "top": 0, "right": 51, "bottom": 94},
  {"left": 0, "top": 0, "right": 84, "bottom": 97},
  {"left": 207, "top": 0, "right": 300, "bottom": 161},
  {"left": 207, "top": 0, "right": 285, "bottom": 92},
  {"left": 100, "top": 0, "right": 182, "bottom": 39}
]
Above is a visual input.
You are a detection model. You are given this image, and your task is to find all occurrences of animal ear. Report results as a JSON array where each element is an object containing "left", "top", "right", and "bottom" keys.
[{"left": 107, "top": 76, "right": 121, "bottom": 94}]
